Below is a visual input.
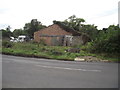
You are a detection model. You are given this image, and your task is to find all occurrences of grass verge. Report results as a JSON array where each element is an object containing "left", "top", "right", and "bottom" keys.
[{"left": 1, "top": 41, "right": 119, "bottom": 62}]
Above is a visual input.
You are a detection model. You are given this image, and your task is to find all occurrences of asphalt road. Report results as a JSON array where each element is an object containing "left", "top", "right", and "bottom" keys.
[{"left": 2, "top": 55, "right": 118, "bottom": 88}]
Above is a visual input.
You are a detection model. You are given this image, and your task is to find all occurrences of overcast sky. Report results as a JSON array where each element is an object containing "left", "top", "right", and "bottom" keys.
[{"left": 0, "top": 0, "right": 119, "bottom": 31}]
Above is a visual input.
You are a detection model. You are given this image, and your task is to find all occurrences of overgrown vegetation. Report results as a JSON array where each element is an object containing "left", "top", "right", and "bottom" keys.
[
  {"left": 2, "top": 41, "right": 98, "bottom": 61},
  {"left": 2, "top": 41, "right": 14, "bottom": 48},
  {"left": 89, "top": 25, "right": 120, "bottom": 54},
  {"left": 1, "top": 40, "right": 118, "bottom": 62},
  {"left": 1, "top": 15, "right": 119, "bottom": 62},
  {"left": 80, "top": 25, "right": 120, "bottom": 61}
]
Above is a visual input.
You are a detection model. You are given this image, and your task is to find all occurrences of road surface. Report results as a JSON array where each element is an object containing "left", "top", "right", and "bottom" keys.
[{"left": 2, "top": 55, "right": 118, "bottom": 88}]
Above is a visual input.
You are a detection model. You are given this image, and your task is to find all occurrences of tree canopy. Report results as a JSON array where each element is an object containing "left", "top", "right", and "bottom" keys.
[
  {"left": 62, "top": 15, "right": 85, "bottom": 31},
  {"left": 53, "top": 15, "right": 98, "bottom": 41},
  {"left": 89, "top": 24, "right": 120, "bottom": 54},
  {"left": 12, "top": 29, "right": 25, "bottom": 37},
  {"left": 23, "top": 19, "right": 46, "bottom": 38},
  {"left": 0, "top": 26, "right": 13, "bottom": 39}
]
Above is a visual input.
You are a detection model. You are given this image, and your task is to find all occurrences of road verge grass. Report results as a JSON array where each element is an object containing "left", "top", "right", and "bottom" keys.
[{"left": 1, "top": 41, "right": 118, "bottom": 62}]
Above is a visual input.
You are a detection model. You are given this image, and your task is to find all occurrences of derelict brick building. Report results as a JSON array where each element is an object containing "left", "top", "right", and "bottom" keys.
[{"left": 34, "top": 23, "right": 90, "bottom": 46}]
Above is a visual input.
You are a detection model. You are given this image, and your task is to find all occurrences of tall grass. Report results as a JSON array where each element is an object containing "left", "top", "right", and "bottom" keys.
[{"left": 2, "top": 41, "right": 118, "bottom": 61}]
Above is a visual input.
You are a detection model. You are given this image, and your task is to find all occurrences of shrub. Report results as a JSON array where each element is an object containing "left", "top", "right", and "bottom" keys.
[
  {"left": 89, "top": 25, "right": 120, "bottom": 54},
  {"left": 2, "top": 41, "right": 14, "bottom": 48},
  {"left": 51, "top": 50, "right": 63, "bottom": 55}
]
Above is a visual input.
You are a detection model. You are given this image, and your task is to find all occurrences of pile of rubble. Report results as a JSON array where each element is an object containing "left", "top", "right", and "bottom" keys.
[{"left": 74, "top": 56, "right": 109, "bottom": 62}]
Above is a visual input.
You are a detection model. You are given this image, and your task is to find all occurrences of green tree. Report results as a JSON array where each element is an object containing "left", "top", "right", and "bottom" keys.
[
  {"left": 0, "top": 29, "right": 9, "bottom": 38},
  {"left": 12, "top": 29, "right": 25, "bottom": 37},
  {"left": 1, "top": 26, "right": 13, "bottom": 39},
  {"left": 63, "top": 15, "right": 85, "bottom": 30},
  {"left": 79, "top": 24, "right": 98, "bottom": 41},
  {"left": 53, "top": 15, "right": 98, "bottom": 41},
  {"left": 24, "top": 19, "right": 46, "bottom": 38},
  {"left": 6, "top": 26, "right": 13, "bottom": 37},
  {"left": 90, "top": 24, "right": 120, "bottom": 54}
]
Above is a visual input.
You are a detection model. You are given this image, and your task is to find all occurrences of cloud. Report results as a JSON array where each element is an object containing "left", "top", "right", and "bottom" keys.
[
  {"left": 0, "top": 0, "right": 119, "bottom": 31},
  {"left": 96, "top": 8, "right": 117, "bottom": 18}
]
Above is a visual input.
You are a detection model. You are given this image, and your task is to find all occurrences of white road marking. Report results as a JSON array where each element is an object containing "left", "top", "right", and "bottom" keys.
[{"left": 36, "top": 65, "right": 101, "bottom": 72}]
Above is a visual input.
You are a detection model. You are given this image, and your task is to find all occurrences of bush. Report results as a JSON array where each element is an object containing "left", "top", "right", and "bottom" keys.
[
  {"left": 51, "top": 50, "right": 63, "bottom": 55},
  {"left": 2, "top": 41, "right": 14, "bottom": 48},
  {"left": 89, "top": 25, "right": 120, "bottom": 54}
]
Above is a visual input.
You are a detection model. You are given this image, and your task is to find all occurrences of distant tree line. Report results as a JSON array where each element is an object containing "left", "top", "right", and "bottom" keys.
[{"left": 0, "top": 19, "right": 46, "bottom": 39}]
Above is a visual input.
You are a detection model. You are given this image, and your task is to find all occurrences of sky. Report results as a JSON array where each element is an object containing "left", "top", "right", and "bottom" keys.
[{"left": 0, "top": 0, "right": 119, "bottom": 31}]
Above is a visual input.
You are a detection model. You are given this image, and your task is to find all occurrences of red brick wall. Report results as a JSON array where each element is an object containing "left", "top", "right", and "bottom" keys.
[{"left": 34, "top": 24, "right": 72, "bottom": 45}]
